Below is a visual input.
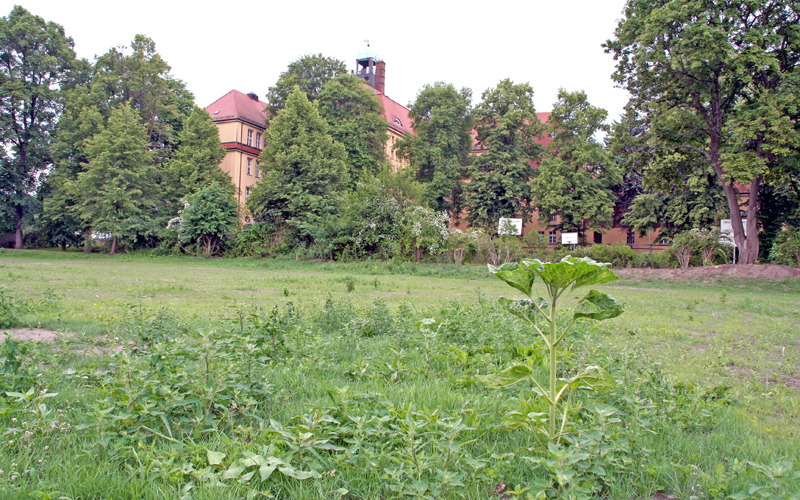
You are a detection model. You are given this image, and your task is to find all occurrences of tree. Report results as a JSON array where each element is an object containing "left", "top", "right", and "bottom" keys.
[
  {"left": 0, "top": 6, "right": 78, "bottom": 248},
  {"left": 165, "top": 106, "right": 230, "bottom": 198},
  {"left": 169, "top": 182, "right": 239, "bottom": 256},
  {"left": 42, "top": 35, "right": 194, "bottom": 250},
  {"left": 529, "top": 89, "right": 621, "bottom": 237},
  {"left": 74, "top": 102, "right": 155, "bottom": 254},
  {"left": 266, "top": 54, "right": 346, "bottom": 118},
  {"left": 606, "top": 0, "right": 800, "bottom": 263},
  {"left": 396, "top": 82, "right": 474, "bottom": 216},
  {"left": 91, "top": 35, "right": 194, "bottom": 161},
  {"left": 317, "top": 74, "right": 387, "bottom": 183},
  {"left": 465, "top": 79, "right": 544, "bottom": 228},
  {"left": 248, "top": 86, "right": 348, "bottom": 244}
]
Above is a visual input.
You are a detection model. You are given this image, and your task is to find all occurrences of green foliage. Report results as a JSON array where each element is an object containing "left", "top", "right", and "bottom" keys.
[
  {"left": 530, "top": 89, "right": 621, "bottom": 235},
  {"left": 0, "top": 287, "right": 27, "bottom": 329},
  {"left": 74, "top": 102, "right": 155, "bottom": 254},
  {"left": 317, "top": 74, "right": 387, "bottom": 182},
  {"left": 397, "top": 82, "right": 474, "bottom": 215},
  {"left": 482, "top": 256, "right": 622, "bottom": 440},
  {"left": 605, "top": 0, "right": 800, "bottom": 263},
  {"left": 165, "top": 106, "right": 230, "bottom": 199},
  {"left": 0, "top": 6, "right": 79, "bottom": 249},
  {"left": 228, "top": 222, "right": 284, "bottom": 258},
  {"left": 170, "top": 182, "right": 239, "bottom": 256},
  {"left": 769, "top": 227, "right": 800, "bottom": 267},
  {"left": 466, "top": 79, "right": 545, "bottom": 228},
  {"left": 266, "top": 53, "right": 346, "bottom": 118},
  {"left": 248, "top": 86, "right": 348, "bottom": 245}
]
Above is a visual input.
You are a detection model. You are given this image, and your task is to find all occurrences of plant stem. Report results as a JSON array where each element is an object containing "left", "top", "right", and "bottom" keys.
[{"left": 549, "top": 296, "right": 558, "bottom": 440}]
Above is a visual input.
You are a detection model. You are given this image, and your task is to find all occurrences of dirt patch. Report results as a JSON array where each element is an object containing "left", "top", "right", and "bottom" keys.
[
  {"left": 1, "top": 328, "right": 73, "bottom": 342},
  {"left": 614, "top": 264, "right": 800, "bottom": 282}
]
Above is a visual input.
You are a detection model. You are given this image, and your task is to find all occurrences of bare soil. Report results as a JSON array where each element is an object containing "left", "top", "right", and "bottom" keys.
[
  {"left": 0, "top": 328, "right": 73, "bottom": 342},
  {"left": 614, "top": 264, "right": 800, "bottom": 282}
]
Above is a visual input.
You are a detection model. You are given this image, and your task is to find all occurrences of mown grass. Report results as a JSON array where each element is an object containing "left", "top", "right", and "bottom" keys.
[{"left": 0, "top": 249, "right": 798, "bottom": 499}]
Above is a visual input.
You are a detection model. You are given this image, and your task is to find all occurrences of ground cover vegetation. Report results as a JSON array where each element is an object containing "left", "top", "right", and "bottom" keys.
[
  {"left": 0, "top": 251, "right": 799, "bottom": 498},
  {"left": 3, "top": 4, "right": 799, "bottom": 265}
]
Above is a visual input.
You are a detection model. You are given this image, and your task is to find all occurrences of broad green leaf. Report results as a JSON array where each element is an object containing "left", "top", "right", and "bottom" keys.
[
  {"left": 278, "top": 465, "right": 321, "bottom": 480},
  {"left": 206, "top": 449, "right": 226, "bottom": 466},
  {"left": 223, "top": 462, "right": 246, "bottom": 479},
  {"left": 573, "top": 290, "right": 624, "bottom": 321},
  {"left": 477, "top": 364, "right": 533, "bottom": 387},
  {"left": 528, "top": 256, "right": 618, "bottom": 292},
  {"left": 564, "top": 365, "right": 616, "bottom": 391},
  {"left": 259, "top": 457, "right": 285, "bottom": 481},
  {"left": 497, "top": 297, "right": 549, "bottom": 324},
  {"left": 489, "top": 262, "right": 535, "bottom": 297}
]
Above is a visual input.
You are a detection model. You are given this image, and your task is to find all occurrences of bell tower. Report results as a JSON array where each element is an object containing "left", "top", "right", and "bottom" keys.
[{"left": 356, "top": 41, "right": 385, "bottom": 94}]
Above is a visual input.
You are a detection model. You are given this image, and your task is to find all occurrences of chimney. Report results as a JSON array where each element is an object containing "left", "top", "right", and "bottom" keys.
[
  {"left": 247, "top": 92, "right": 259, "bottom": 101},
  {"left": 375, "top": 61, "right": 386, "bottom": 94}
]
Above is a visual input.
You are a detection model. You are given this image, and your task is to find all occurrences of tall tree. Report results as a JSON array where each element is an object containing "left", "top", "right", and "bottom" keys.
[
  {"left": 606, "top": 0, "right": 800, "bottom": 263},
  {"left": 465, "top": 79, "right": 544, "bottom": 228},
  {"left": 0, "top": 6, "right": 78, "bottom": 248},
  {"left": 396, "top": 82, "right": 474, "bottom": 216},
  {"left": 248, "top": 86, "right": 348, "bottom": 243},
  {"left": 74, "top": 102, "right": 155, "bottom": 254},
  {"left": 317, "top": 74, "right": 387, "bottom": 183},
  {"left": 530, "top": 89, "right": 621, "bottom": 237},
  {"left": 90, "top": 34, "right": 194, "bottom": 163},
  {"left": 266, "top": 54, "right": 346, "bottom": 118},
  {"left": 165, "top": 106, "right": 230, "bottom": 199}
]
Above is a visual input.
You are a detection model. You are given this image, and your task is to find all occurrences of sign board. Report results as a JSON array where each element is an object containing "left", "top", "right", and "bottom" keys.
[
  {"left": 720, "top": 219, "right": 746, "bottom": 245},
  {"left": 498, "top": 218, "right": 523, "bottom": 236},
  {"left": 561, "top": 232, "right": 579, "bottom": 245}
]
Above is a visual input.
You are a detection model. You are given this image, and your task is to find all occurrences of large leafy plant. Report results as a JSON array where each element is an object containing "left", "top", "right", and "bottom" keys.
[{"left": 480, "top": 256, "right": 624, "bottom": 440}]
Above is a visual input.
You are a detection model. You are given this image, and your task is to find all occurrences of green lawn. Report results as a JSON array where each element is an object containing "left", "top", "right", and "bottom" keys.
[{"left": 1, "top": 249, "right": 798, "bottom": 499}]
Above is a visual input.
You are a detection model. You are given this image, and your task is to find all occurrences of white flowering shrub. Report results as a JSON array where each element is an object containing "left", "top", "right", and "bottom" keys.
[{"left": 399, "top": 205, "right": 451, "bottom": 261}]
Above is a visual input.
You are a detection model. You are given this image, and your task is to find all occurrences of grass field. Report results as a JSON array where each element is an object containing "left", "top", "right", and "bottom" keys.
[{"left": 1, "top": 249, "right": 799, "bottom": 499}]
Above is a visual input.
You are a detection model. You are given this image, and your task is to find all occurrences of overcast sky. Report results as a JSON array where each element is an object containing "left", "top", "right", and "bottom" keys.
[{"left": 4, "top": 0, "right": 631, "bottom": 122}]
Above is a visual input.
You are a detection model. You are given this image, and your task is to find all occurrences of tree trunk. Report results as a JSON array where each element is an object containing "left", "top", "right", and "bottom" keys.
[
  {"left": 14, "top": 204, "right": 24, "bottom": 249},
  {"left": 83, "top": 228, "right": 92, "bottom": 253},
  {"left": 61, "top": 241, "right": 67, "bottom": 251},
  {"left": 110, "top": 236, "right": 117, "bottom": 255}
]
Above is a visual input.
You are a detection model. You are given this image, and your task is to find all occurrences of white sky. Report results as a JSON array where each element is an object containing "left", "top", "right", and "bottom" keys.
[{"left": 4, "top": 0, "right": 630, "bottom": 122}]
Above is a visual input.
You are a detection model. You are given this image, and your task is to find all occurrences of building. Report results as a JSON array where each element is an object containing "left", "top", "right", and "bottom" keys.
[
  {"left": 205, "top": 90, "right": 268, "bottom": 210},
  {"left": 205, "top": 50, "right": 668, "bottom": 252}
]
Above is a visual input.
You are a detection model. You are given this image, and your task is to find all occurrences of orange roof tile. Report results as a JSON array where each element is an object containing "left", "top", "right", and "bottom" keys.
[
  {"left": 369, "top": 86, "right": 414, "bottom": 136},
  {"left": 206, "top": 90, "right": 268, "bottom": 129}
]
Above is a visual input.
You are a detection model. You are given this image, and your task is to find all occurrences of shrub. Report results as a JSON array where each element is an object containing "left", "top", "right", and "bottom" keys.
[
  {"left": 581, "top": 244, "right": 643, "bottom": 268},
  {"left": 769, "top": 227, "right": 800, "bottom": 267}
]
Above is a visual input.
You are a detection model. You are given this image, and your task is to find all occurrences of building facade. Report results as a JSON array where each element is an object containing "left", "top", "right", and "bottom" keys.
[{"left": 205, "top": 90, "right": 268, "bottom": 211}]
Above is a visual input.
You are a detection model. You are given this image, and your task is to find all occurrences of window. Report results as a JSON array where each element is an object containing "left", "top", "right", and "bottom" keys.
[
  {"left": 246, "top": 158, "right": 251, "bottom": 175},
  {"left": 256, "top": 132, "right": 262, "bottom": 149},
  {"left": 255, "top": 160, "right": 261, "bottom": 177},
  {"left": 246, "top": 129, "right": 253, "bottom": 146},
  {"left": 245, "top": 186, "right": 250, "bottom": 200},
  {"left": 626, "top": 232, "right": 635, "bottom": 245},
  {"left": 549, "top": 213, "right": 558, "bottom": 221},
  {"left": 548, "top": 231, "right": 557, "bottom": 244}
]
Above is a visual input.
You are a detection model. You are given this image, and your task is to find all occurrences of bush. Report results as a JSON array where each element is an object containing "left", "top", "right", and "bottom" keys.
[
  {"left": 228, "top": 223, "right": 285, "bottom": 258},
  {"left": 581, "top": 244, "right": 643, "bottom": 268},
  {"left": 769, "top": 227, "right": 800, "bottom": 267}
]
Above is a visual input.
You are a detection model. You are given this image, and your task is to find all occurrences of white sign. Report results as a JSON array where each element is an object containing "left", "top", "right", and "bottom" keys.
[
  {"left": 498, "top": 218, "right": 523, "bottom": 235},
  {"left": 720, "top": 219, "right": 746, "bottom": 245},
  {"left": 561, "top": 232, "right": 579, "bottom": 245}
]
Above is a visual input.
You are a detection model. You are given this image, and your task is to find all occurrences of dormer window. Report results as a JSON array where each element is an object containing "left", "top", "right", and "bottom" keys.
[{"left": 394, "top": 118, "right": 402, "bottom": 126}]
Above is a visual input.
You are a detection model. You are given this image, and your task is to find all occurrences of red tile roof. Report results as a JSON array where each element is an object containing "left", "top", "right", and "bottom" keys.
[
  {"left": 206, "top": 90, "right": 268, "bottom": 129},
  {"left": 370, "top": 87, "right": 414, "bottom": 136}
]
